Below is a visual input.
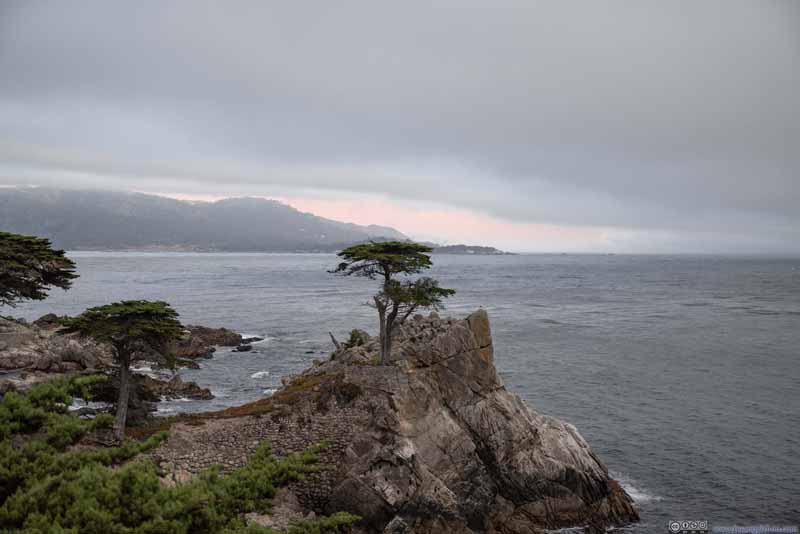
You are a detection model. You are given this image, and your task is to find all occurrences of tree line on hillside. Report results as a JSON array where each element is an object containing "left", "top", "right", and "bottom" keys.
[{"left": 0, "top": 188, "right": 407, "bottom": 252}]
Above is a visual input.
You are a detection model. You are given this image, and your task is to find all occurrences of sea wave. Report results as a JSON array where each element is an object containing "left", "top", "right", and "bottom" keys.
[
  {"left": 240, "top": 333, "right": 272, "bottom": 344},
  {"left": 251, "top": 371, "right": 270, "bottom": 379},
  {"left": 161, "top": 396, "right": 195, "bottom": 402},
  {"left": 69, "top": 399, "right": 112, "bottom": 411},
  {"left": 612, "top": 472, "right": 662, "bottom": 505}
]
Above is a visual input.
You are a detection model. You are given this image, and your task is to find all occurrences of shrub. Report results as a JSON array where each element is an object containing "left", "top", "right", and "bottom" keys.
[
  {"left": 343, "top": 330, "right": 367, "bottom": 349},
  {"left": 0, "top": 378, "right": 358, "bottom": 533}
]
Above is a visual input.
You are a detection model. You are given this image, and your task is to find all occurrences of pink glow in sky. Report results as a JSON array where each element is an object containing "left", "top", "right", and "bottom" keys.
[
  {"left": 157, "top": 191, "right": 615, "bottom": 252},
  {"left": 279, "top": 196, "right": 613, "bottom": 252}
]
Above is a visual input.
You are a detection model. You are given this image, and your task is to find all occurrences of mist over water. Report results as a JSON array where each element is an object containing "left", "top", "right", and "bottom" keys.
[{"left": 14, "top": 252, "right": 800, "bottom": 531}]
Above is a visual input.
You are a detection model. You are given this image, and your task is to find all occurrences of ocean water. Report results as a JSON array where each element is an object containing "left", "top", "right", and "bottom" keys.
[{"left": 13, "top": 252, "right": 800, "bottom": 531}]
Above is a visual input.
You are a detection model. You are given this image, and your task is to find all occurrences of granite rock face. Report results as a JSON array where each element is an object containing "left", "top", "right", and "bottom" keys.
[
  {"left": 139, "top": 374, "right": 214, "bottom": 401},
  {"left": 0, "top": 317, "right": 111, "bottom": 374},
  {"left": 0, "top": 317, "right": 240, "bottom": 374},
  {"left": 155, "top": 311, "right": 638, "bottom": 533},
  {"left": 322, "top": 310, "right": 638, "bottom": 533}
]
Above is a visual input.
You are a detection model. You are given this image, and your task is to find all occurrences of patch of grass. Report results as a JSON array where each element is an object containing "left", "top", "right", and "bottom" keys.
[
  {"left": 216, "top": 398, "right": 276, "bottom": 418},
  {"left": 129, "top": 374, "right": 336, "bottom": 436},
  {"left": 130, "top": 370, "right": 366, "bottom": 440},
  {"left": 271, "top": 375, "right": 329, "bottom": 404},
  {"left": 126, "top": 413, "right": 205, "bottom": 440}
]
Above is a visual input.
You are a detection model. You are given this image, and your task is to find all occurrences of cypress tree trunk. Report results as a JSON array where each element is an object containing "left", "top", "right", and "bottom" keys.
[
  {"left": 377, "top": 300, "right": 387, "bottom": 365},
  {"left": 114, "top": 350, "right": 131, "bottom": 440},
  {"left": 382, "top": 326, "right": 392, "bottom": 365},
  {"left": 383, "top": 305, "right": 399, "bottom": 366}
]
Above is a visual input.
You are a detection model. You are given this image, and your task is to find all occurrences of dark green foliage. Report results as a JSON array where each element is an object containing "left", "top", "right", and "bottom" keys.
[
  {"left": 343, "top": 330, "right": 367, "bottom": 349},
  {"left": 0, "top": 375, "right": 109, "bottom": 441},
  {"left": 0, "top": 379, "right": 359, "bottom": 534},
  {"left": 331, "top": 241, "right": 455, "bottom": 364},
  {"left": 0, "top": 231, "right": 77, "bottom": 307},
  {"left": 60, "top": 301, "right": 184, "bottom": 358},
  {"left": 61, "top": 301, "right": 185, "bottom": 438},
  {"left": 0, "top": 376, "right": 153, "bottom": 506},
  {"left": 331, "top": 241, "right": 433, "bottom": 279},
  {"left": 383, "top": 277, "right": 456, "bottom": 318}
]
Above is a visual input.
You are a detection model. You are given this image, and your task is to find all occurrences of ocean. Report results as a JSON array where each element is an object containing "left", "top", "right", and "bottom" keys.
[{"left": 13, "top": 252, "right": 800, "bottom": 531}]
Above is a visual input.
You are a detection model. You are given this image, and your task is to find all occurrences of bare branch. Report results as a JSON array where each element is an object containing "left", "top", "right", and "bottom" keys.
[{"left": 329, "top": 331, "right": 342, "bottom": 351}]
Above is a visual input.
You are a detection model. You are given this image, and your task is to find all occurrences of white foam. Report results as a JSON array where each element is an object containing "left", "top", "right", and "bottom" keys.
[
  {"left": 612, "top": 472, "right": 662, "bottom": 504},
  {"left": 161, "top": 396, "right": 194, "bottom": 403},
  {"left": 130, "top": 362, "right": 164, "bottom": 378},
  {"left": 250, "top": 371, "right": 270, "bottom": 379},
  {"left": 69, "top": 399, "right": 112, "bottom": 411},
  {"left": 240, "top": 334, "right": 272, "bottom": 344},
  {"left": 262, "top": 388, "right": 277, "bottom": 396}
]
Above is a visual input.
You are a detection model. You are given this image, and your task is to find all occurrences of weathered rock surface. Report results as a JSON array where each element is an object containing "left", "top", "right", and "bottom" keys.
[
  {"left": 32, "top": 313, "right": 67, "bottom": 330},
  {"left": 1, "top": 317, "right": 213, "bottom": 415},
  {"left": 0, "top": 316, "right": 111, "bottom": 374},
  {"left": 152, "top": 311, "right": 638, "bottom": 533},
  {"left": 140, "top": 375, "right": 214, "bottom": 400},
  {"left": 0, "top": 316, "right": 239, "bottom": 374},
  {"left": 176, "top": 325, "right": 242, "bottom": 359}
]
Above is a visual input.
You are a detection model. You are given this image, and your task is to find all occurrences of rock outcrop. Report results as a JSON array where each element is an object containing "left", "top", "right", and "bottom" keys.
[
  {"left": 152, "top": 311, "right": 638, "bottom": 533},
  {"left": 1, "top": 316, "right": 241, "bottom": 375},
  {"left": 139, "top": 375, "right": 214, "bottom": 401},
  {"left": 0, "top": 316, "right": 111, "bottom": 374},
  {"left": 175, "top": 325, "right": 242, "bottom": 359},
  {"left": 1, "top": 317, "right": 214, "bottom": 414}
]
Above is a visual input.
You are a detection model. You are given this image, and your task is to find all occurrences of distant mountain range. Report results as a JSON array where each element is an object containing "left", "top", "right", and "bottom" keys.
[
  {"left": 0, "top": 188, "right": 407, "bottom": 252},
  {"left": 0, "top": 188, "right": 511, "bottom": 254}
]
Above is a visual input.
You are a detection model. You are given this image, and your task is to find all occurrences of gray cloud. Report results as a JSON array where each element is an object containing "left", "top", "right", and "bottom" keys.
[{"left": 1, "top": 0, "right": 798, "bottom": 252}]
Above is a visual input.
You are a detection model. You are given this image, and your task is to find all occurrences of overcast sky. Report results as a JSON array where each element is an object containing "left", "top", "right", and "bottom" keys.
[{"left": 1, "top": 1, "right": 798, "bottom": 253}]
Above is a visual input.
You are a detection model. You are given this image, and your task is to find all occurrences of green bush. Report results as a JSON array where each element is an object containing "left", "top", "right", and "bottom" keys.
[
  {"left": 0, "top": 375, "right": 109, "bottom": 441},
  {"left": 0, "top": 378, "right": 358, "bottom": 533},
  {"left": 343, "top": 330, "right": 366, "bottom": 349}
]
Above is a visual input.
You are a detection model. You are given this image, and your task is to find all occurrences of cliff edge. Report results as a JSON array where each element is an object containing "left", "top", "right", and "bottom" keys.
[{"left": 151, "top": 310, "right": 639, "bottom": 533}]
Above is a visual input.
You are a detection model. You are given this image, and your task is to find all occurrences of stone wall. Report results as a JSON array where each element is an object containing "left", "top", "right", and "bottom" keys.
[{"left": 150, "top": 403, "right": 369, "bottom": 513}]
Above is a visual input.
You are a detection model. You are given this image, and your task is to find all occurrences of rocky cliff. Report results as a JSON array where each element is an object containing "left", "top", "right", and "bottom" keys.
[{"left": 151, "top": 311, "right": 639, "bottom": 533}]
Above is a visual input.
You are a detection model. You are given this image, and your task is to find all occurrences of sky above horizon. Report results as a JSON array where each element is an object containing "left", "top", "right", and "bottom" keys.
[{"left": 1, "top": 1, "right": 798, "bottom": 253}]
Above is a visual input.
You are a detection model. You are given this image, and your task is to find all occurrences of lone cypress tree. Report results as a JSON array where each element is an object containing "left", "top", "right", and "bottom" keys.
[
  {"left": 0, "top": 231, "right": 77, "bottom": 307},
  {"left": 61, "top": 301, "right": 184, "bottom": 439},
  {"left": 332, "top": 241, "right": 455, "bottom": 364}
]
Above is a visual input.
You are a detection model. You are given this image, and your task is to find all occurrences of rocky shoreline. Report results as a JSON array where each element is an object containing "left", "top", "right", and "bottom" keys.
[
  {"left": 143, "top": 310, "right": 639, "bottom": 533},
  {"left": 2, "top": 310, "right": 639, "bottom": 532},
  {"left": 0, "top": 315, "right": 243, "bottom": 421}
]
